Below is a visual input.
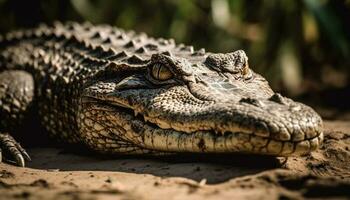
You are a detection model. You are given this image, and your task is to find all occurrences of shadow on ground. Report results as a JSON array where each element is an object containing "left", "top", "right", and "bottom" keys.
[{"left": 26, "top": 148, "right": 282, "bottom": 184}]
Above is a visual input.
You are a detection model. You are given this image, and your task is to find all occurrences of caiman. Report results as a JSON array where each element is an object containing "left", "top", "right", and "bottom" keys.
[{"left": 0, "top": 22, "right": 323, "bottom": 167}]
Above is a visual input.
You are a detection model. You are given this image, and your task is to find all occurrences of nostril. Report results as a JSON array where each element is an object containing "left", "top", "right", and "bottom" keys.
[
  {"left": 269, "top": 93, "right": 286, "bottom": 105},
  {"left": 239, "top": 97, "right": 264, "bottom": 107}
]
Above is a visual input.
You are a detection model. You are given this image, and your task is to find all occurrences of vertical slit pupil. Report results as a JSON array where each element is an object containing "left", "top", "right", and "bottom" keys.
[{"left": 156, "top": 64, "right": 161, "bottom": 80}]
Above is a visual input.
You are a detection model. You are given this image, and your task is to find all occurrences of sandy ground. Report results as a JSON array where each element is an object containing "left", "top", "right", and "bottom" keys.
[{"left": 0, "top": 120, "right": 350, "bottom": 200}]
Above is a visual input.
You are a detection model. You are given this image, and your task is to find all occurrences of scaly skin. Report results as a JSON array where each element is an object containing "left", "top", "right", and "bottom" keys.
[{"left": 0, "top": 22, "right": 323, "bottom": 167}]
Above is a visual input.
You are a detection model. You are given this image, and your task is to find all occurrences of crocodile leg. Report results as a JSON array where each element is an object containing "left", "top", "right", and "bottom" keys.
[
  {"left": 0, "top": 70, "right": 34, "bottom": 167},
  {"left": 0, "top": 133, "right": 31, "bottom": 167}
]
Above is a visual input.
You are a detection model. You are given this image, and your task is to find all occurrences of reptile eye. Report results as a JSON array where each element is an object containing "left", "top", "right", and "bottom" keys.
[{"left": 151, "top": 63, "right": 173, "bottom": 81}]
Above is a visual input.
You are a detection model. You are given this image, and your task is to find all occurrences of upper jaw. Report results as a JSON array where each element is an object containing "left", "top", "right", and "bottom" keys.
[
  {"left": 82, "top": 71, "right": 323, "bottom": 144},
  {"left": 142, "top": 98, "right": 323, "bottom": 142},
  {"left": 87, "top": 95, "right": 323, "bottom": 156},
  {"left": 83, "top": 81, "right": 323, "bottom": 144},
  {"left": 82, "top": 86, "right": 323, "bottom": 156}
]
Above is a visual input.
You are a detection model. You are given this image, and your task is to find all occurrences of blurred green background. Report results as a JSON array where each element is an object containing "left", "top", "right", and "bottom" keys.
[{"left": 0, "top": 0, "right": 349, "bottom": 116}]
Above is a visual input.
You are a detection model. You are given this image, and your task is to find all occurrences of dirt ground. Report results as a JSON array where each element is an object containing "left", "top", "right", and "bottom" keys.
[{"left": 0, "top": 120, "right": 350, "bottom": 200}]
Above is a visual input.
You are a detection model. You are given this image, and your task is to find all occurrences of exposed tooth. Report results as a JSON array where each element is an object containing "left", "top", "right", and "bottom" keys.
[{"left": 134, "top": 110, "right": 138, "bottom": 117}]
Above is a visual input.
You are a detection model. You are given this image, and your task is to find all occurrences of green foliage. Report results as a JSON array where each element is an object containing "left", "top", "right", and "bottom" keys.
[{"left": 0, "top": 0, "right": 349, "bottom": 95}]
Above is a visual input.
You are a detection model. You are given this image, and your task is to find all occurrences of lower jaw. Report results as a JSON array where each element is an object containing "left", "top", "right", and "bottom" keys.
[{"left": 137, "top": 120, "right": 323, "bottom": 156}]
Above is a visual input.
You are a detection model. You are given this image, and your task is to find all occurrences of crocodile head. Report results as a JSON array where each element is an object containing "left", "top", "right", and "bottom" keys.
[{"left": 81, "top": 50, "right": 323, "bottom": 156}]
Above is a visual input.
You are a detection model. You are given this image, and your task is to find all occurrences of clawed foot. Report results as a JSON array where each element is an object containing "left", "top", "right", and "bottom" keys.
[{"left": 0, "top": 133, "right": 31, "bottom": 167}]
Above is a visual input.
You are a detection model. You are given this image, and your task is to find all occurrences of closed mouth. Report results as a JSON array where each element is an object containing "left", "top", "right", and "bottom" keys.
[{"left": 83, "top": 96, "right": 323, "bottom": 156}]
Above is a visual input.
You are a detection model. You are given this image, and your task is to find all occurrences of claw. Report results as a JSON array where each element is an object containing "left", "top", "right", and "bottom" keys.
[
  {"left": 15, "top": 153, "right": 25, "bottom": 167},
  {"left": 22, "top": 151, "right": 31, "bottom": 161},
  {"left": 15, "top": 142, "right": 31, "bottom": 161},
  {"left": 0, "top": 133, "right": 30, "bottom": 167}
]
